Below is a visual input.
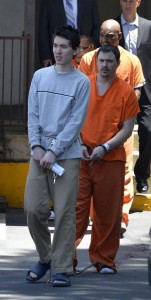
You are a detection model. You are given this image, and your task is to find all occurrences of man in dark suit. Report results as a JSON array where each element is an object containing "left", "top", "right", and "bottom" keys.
[
  {"left": 115, "top": 0, "right": 151, "bottom": 193},
  {"left": 38, "top": 0, "right": 100, "bottom": 67}
]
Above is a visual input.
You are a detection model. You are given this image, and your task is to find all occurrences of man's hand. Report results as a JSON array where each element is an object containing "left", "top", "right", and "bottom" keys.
[
  {"left": 40, "top": 150, "right": 56, "bottom": 170},
  {"left": 42, "top": 59, "right": 52, "bottom": 67},
  {"left": 81, "top": 145, "right": 90, "bottom": 160},
  {"left": 89, "top": 146, "right": 105, "bottom": 161},
  {"left": 32, "top": 146, "right": 45, "bottom": 162}
]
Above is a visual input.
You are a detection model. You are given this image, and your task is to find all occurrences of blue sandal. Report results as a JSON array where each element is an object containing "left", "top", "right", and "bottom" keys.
[
  {"left": 52, "top": 273, "right": 71, "bottom": 287},
  {"left": 26, "top": 261, "right": 50, "bottom": 282}
]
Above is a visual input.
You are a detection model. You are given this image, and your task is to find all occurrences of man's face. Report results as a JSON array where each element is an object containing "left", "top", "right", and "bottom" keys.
[
  {"left": 99, "top": 30, "right": 120, "bottom": 47},
  {"left": 97, "top": 51, "right": 119, "bottom": 79},
  {"left": 75, "top": 37, "right": 94, "bottom": 64},
  {"left": 53, "top": 36, "right": 75, "bottom": 66},
  {"left": 120, "top": 0, "right": 141, "bottom": 17}
]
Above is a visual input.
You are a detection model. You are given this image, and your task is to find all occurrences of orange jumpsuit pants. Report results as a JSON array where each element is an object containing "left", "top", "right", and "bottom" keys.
[
  {"left": 89, "top": 135, "right": 134, "bottom": 226},
  {"left": 122, "top": 134, "right": 134, "bottom": 226},
  {"left": 75, "top": 159, "right": 125, "bottom": 271}
]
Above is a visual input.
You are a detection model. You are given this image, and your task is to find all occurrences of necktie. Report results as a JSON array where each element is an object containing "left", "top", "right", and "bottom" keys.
[{"left": 65, "top": 0, "right": 75, "bottom": 28}]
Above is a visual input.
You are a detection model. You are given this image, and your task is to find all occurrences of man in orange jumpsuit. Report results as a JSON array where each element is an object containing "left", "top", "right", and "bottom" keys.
[
  {"left": 75, "top": 44, "right": 140, "bottom": 274},
  {"left": 78, "top": 19, "right": 145, "bottom": 233}
]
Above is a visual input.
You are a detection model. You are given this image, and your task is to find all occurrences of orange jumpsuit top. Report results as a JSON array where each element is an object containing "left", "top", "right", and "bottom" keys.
[
  {"left": 81, "top": 74, "right": 140, "bottom": 162},
  {"left": 79, "top": 46, "right": 145, "bottom": 88}
]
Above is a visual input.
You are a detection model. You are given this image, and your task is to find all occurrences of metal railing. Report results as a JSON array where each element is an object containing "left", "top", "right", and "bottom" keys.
[{"left": 0, "top": 35, "right": 32, "bottom": 130}]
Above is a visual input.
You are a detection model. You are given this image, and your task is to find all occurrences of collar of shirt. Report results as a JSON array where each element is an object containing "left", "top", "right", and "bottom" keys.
[
  {"left": 63, "top": 0, "right": 78, "bottom": 28},
  {"left": 121, "top": 13, "right": 139, "bottom": 28},
  {"left": 121, "top": 14, "right": 138, "bottom": 55}
]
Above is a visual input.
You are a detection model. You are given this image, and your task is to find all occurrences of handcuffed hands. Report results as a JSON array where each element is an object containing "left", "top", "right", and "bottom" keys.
[
  {"left": 89, "top": 146, "right": 105, "bottom": 161},
  {"left": 81, "top": 145, "right": 90, "bottom": 160},
  {"left": 32, "top": 146, "right": 45, "bottom": 162},
  {"left": 40, "top": 150, "right": 56, "bottom": 170}
]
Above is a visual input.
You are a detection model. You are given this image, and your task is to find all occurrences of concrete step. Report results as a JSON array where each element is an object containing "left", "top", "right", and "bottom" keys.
[
  {"left": 0, "top": 196, "right": 7, "bottom": 212},
  {"left": 0, "top": 212, "right": 6, "bottom": 240}
]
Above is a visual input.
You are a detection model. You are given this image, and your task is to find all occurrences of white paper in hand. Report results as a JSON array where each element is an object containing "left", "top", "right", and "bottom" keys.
[{"left": 51, "top": 163, "right": 65, "bottom": 176}]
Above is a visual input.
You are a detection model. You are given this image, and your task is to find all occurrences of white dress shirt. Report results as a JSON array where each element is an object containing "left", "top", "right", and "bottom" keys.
[{"left": 121, "top": 13, "right": 139, "bottom": 56}]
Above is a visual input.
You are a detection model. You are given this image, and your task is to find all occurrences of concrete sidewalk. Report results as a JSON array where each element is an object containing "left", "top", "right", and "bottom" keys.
[{"left": 0, "top": 208, "right": 151, "bottom": 300}]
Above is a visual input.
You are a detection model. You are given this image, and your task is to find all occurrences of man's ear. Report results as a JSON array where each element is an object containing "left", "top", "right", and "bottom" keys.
[
  {"left": 118, "top": 32, "right": 122, "bottom": 41},
  {"left": 137, "top": 0, "right": 141, "bottom": 8}
]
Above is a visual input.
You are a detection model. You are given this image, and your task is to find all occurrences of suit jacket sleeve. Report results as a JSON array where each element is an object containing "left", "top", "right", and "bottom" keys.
[
  {"left": 38, "top": 0, "right": 53, "bottom": 62},
  {"left": 90, "top": 0, "right": 100, "bottom": 48},
  {"left": 115, "top": 15, "right": 125, "bottom": 48}
]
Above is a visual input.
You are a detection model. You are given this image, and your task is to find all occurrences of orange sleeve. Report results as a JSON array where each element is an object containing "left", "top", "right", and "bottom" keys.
[
  {"left": 117, "top": 47, "right": 145, "bottom": 89},
  {"left": 123, "top": 88, "right": 140, "bottom": 121},
  {"left": 133, "top": 55, "right": 145, "bottom": 88}
]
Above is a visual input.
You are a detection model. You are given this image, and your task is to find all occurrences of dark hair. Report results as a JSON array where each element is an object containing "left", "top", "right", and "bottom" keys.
[
  {"left": 97, "top": 44, "right": 120, "bottom": 62},
  {"left": 53, "top": 25, "right": 80, "bottom": 50},
  {"left": 80, "top": 35, "right": 94, "bottom": 46}
]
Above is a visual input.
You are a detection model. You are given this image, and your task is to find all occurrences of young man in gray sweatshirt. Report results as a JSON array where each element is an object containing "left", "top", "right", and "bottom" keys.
[{"left": 24, "top": 25, "right": 90, "bottom": 287}]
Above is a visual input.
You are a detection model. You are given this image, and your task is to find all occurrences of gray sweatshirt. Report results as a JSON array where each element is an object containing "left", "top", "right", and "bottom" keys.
[{"left": 28, "top": 65, "right": 90, "bottom": 160}]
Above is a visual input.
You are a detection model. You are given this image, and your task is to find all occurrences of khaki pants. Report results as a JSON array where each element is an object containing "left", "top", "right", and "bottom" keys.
[{"left": 24, "top": 157, "right": 80, "bottom": 273}]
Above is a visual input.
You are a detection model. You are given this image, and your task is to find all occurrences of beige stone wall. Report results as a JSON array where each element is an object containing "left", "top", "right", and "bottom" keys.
[{"left": 0, "top": 133, "right": 30, "bottom": 161}]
